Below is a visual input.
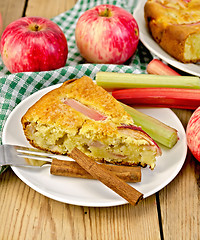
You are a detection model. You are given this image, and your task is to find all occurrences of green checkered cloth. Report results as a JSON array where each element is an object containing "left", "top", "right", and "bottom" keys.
[{"left": 0, "top": 0, "right": 153, "bottom": 174}]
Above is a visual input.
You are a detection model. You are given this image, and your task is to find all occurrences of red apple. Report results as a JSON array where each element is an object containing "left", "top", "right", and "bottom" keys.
[
  {"left": 0, "top": 17, "right": 68, "bottom": 73},
  {"left": 75, "top": 4, "right": 139, "bottom": 64},
  {"left": 186, "top": 106, "right": 200, "bottom": 162}
]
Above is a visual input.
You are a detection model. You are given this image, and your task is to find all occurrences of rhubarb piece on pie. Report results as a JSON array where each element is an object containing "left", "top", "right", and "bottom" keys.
[{"left": 21, "top": 76, "right": 161, "bottom": 169}]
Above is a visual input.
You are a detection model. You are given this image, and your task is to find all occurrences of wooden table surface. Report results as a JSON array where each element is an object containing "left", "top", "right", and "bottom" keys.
[{"left": 0, "top": 0, "right": 199, "bottom": 239}]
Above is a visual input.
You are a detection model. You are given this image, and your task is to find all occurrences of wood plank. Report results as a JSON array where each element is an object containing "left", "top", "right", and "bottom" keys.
[
  {"left": 25, "top": 0, "right": 78, "bottom": 19},
  {"left": 81, "top": 197, "right": 161, "bottom": 240},
  {"left": 159, "top": 153, "right": 200, "bottom": 240},
  {"left": 159, "top": 109, "right": 200, "bottom": 239},
  {"left": 0, "top": 0, "right": 26, "bottom": 31},
  {"left": 0, "top": 169, "right": 161, "bottom": 240}
]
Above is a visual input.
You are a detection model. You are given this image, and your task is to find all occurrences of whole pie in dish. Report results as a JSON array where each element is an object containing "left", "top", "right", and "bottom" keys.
[
  {"left": 21, "top": 76, "right": 161, "bottom": 169},
  {"left": 144, "top": 0, "right": 200, "bottom": 63}
]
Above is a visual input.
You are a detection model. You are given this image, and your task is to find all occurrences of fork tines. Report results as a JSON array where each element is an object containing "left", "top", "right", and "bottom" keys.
[{"left": 1, "top": 144, "right": 72, "bottom": 166}]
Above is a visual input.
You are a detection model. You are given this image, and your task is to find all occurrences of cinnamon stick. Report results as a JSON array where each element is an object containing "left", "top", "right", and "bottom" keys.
[
  {"left": 70, "top": 148, "right": 143, "bottom": 206},
  {"left": 50, "top": 159, "right": 141, "bottom": 183}
]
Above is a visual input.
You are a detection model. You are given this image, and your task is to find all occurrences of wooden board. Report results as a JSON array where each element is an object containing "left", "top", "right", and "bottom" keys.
[
  {"left": 0, "top": 0, "right": 199, "bottom": 239},
  {"left": 0, "top": 0, "right": 26, "bottom": 31},
  {"left": 25, "top": 0, "right": 78, "bottom": 18},
  {"left": 0, "top": 169, "right": 161, "bottom": 239},
  {"left": 160, "top": 109, "right": 200, "bottom": 240}
]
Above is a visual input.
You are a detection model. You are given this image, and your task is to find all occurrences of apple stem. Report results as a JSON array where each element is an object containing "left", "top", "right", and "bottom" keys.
[
  {"left": 35, "top": 24, "right": 40, "bottom": 31},
  {"left": 99, "top": 8, "right": 112, "bottom": 17}
]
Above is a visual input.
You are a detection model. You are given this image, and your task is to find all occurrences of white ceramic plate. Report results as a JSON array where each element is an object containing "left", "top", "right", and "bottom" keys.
[
  {"left": 134, "top": 0, "right": 200, "bottom": 77},
  {"left": 2, "top": 84, "right": 187, "bottom": 207}
]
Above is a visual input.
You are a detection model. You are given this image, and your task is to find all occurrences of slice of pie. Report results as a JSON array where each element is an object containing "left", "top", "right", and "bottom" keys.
[
  {"left": 21, "top": 76, "right": 161, "bottom": 169},
  {"left": 144, "top": 0, "right": 200, "bottom": 63}
]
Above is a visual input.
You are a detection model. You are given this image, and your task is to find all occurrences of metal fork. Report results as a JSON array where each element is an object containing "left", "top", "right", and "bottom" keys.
[{"left": 0, "top": 144, "right": 73, "bottom": 168}]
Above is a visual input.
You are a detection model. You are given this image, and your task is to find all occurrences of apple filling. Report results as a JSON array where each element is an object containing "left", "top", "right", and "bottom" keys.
[
  {"left": 24, "top": 120, "right": 160, "bottom": 169},
  {"left": 184, "top": 32, "right": 200, "bottom": 61}
]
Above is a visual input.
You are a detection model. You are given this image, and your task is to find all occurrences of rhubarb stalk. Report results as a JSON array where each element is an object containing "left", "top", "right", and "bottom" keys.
[
  {"left": 113, "top": 88, "right": 200, "bottom": 110},
  {"left": 96, "top": 72, "right": 200, "bottom": 91},
  {"left": 121, "top": 103, "right": 178, "bottom": 148},
  {"left": 146, "top": 59, "right": 181, "bottom": 76}
]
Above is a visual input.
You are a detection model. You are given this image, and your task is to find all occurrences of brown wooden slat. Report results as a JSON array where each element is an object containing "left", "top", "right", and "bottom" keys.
[
  {"left": 159, "top": 153, "right": 200, "bottom": 240},
  {"left": 160, "top": 110, "right": 200, "bottom": 239},
  {"left": 2, "top": 0, "right": 200, "bottom": 239},
  {"left": 0, "top": 0, "right": 26, "bottom": 31},
  {"left": 25, "top": 0, "right": 78, "bottom": 18},
  {"left": 0, "top": 169, "right": 161, "bottom": 240}
]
